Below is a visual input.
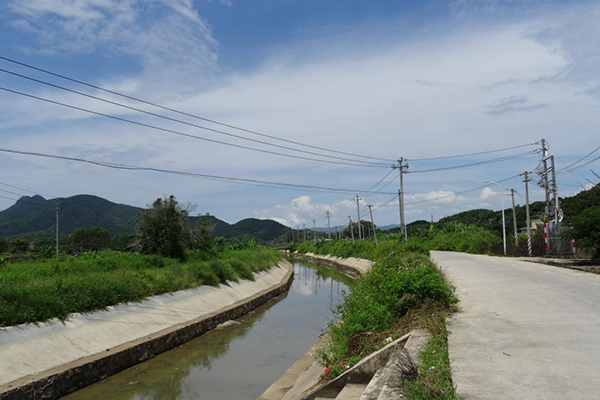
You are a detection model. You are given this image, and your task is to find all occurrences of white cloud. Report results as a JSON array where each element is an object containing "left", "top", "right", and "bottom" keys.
[{"left": 479, "top": 187, "right": 497, "bottom": 200}]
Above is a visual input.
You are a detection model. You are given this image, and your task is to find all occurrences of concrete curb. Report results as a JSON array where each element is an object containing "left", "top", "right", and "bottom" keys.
[
  {"left": 296, "top": 252, "right": 373, "bottom": 279},
  {"left": 0, "top": 261, "right": 294, "bottom": 400}
]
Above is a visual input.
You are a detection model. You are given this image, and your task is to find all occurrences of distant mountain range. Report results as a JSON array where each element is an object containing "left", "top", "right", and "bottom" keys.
[{"left": 0, "top": 195, "right": 288, "bottom": 243}]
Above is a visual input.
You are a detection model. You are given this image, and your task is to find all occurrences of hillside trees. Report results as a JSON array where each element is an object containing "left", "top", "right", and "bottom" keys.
[
  {"left": 563, "top": 207, "right": 600, "bottom": 258},
  {"left": 71, "top": 226, "right": 111, "bottom": 251}
]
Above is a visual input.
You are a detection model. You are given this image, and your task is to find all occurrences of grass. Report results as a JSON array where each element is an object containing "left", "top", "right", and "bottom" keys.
[
  {"left": 0, "top": 247, "right": 281, "bottom": 327},
  {"left": 297, "top": 239, "right": 457, "bottom": 398}
]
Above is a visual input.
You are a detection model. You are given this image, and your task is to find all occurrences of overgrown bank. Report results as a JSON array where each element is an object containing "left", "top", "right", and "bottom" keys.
[
  {"left": 0, "top": 246, "right": 281, "bottom": 327},
  {"left": 294, "top": 240, "right": 457, "bottom": 399}
]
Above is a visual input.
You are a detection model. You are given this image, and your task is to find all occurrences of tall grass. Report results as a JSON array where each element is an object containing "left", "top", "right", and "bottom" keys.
[{"left": 0, "top": 248, "right": 281, "bottom": 327}]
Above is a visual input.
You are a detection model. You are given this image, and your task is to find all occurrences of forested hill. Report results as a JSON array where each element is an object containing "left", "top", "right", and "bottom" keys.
[{"left": 0, "top": 195, "right": 288, "bottom": 242}]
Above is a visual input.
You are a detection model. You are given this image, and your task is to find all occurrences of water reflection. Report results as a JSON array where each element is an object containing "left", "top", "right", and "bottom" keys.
[{"left": 65, "top": 260, "right": 352, "bottom": 400}]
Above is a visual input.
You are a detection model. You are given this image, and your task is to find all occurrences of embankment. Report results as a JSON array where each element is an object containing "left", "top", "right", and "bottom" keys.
[
  {"left": 0, "top": 260, "right": 293, "bottom": 400},
  {"left": 297, "top": 252, "right": 373, "bottom": 278}
]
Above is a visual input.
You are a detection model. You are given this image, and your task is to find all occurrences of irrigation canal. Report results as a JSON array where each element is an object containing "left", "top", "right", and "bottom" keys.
[{"left": 64, "top": 259, "right": 353, "bottom": 400}]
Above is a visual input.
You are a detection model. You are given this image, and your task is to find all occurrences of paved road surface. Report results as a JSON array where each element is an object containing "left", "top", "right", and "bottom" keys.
[{"left": 431, "top": 251, "right": 600, "bottom": 400}]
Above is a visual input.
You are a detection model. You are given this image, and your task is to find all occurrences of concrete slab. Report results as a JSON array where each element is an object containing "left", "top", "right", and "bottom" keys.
[{"left": 432, "top": 251, "right": 600, "bottom": 400}]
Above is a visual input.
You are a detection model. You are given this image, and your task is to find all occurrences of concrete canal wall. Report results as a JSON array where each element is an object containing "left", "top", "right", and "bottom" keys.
[
  {"left": 259, "top": 253, "right": 373, "bottom": 400},
  {"left": 0, "top": 260, "right": 294, "bottom": 400},
  {"left": 299, "top": 252, "right": 373, "bottom": 278}
]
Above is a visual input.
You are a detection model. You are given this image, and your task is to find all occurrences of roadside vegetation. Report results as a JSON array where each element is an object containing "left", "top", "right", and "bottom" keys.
[
  {"left": 293, "top": 239, "right": 457, "bottom": 399},
  {"left": 0, "top": 196, "right": 281, "bottom": 327}
]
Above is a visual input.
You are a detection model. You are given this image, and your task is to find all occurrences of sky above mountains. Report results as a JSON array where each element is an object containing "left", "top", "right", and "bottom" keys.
[{"left": 0, "top": 0, "right": 599, "bottom": 228}]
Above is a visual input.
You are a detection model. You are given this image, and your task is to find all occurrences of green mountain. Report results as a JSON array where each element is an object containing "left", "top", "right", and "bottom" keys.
[{"left": 0, "top": 194, "right": 289, "bottom": 243}]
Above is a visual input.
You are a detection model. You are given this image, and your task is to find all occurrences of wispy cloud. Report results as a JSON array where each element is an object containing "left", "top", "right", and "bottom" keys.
[{"left": 485, "top": 95, "right": 547, "bottom": 115}]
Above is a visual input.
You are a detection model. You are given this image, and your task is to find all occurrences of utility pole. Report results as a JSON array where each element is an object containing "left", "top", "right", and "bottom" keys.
[
  {"left": 550, "top": 155, "right": 560, "bottom": 225},
  {"left": 55, "top": 199, "right": 61, "bottom": 260},
  {"left": 313, "top": 219, "right": 317, "bottom": 242},
  {"left": 393, "top": 158, "right": 409, "bottom": 240},
  {"left": 485, "top": 181, "right": 507, "bottom": 255},
  {"left": 509, "top": 188, "right": 518, "bottom": 248},
  {"left": 522, "top": 172, "right": 533, "bottom": 257},
  {"left": 348, "top": 216, "right": 355, "bottom": 245},
  {"left": 540, "top": 139, "right": 551, "bottom": 216},
  {"left": 367, "top": 205, "right": 378, "bottom": 245},
  {"left": 303, "top": 223, "right": 306, "bottom": 242},
  {"left": 354, "top": 195, "right": 363, "bottom": 240},
  {"left": 326, "top": 211, "right": 332, "bottom": 240}
]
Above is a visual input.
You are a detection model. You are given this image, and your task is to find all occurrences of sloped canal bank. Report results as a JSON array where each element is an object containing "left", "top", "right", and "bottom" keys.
[{"left": 64, "top": 260, "right": 352, "bottom": 400}]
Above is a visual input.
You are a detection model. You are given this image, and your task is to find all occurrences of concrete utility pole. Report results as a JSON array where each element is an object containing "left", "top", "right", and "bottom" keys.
[
  {"left": 485, "top": 181, "right": 507, "bottom": 255},
  {"left": 348, "top": 216, "right": 355, "bottom": 245},
  {"left": 367, "top": 205, "right": 378, "bottom": 245},
  {"left": 354, "top": 195, "right": 363, "bottom": 240},
  {"left": 522, "top": 172, "right": 533, "bottom": 257},
  {"left": 326, "top": 211, "right": 332, "bottom": 240},
  {"left": 55, "top": 199, "right": 61, "bottom": 259},
  {"left": 549, "top": 155, "right": 559, "bottom": 225},
  {"left": 303, "top": 223, "right": 306, "bottom": 242},
  {"left": 313, "top": 219, "right": 317, "bottom": 242},
  {"left": 393, "top": 158, "right": 409, "bottom": 240},
  {"left": 509, "top": 188, "right": 518, "bottom": 248},
  {"left": 540, "top": 139, "right": 551, "bottom": 216}
]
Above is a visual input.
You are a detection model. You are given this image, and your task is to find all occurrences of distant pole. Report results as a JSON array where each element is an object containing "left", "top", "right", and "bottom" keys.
[
  {"left": 326, "top": 211, "right": 332, "bottom": 240},
  {"left": 303, "top": 223, "right": 306, "bottom": 242},
  {"left": 367, "top": 205, "right": 378, "bottom": 245},
  {"left": 509, "top": 188, "right": 518, "bottom": 248},
  {"left": 394, "top": 158, "right": 409, "bottom": 241},
  {"left": 348, "top": 216, "right": 355, "bottom": 245},
  {"left": 355, "top": 195, "right": 362, "bottom": 240},
  {"left": 550, "top": 155, "right": 559, "bottom": 225},
  {"left": 485, "top": 181, "right": 507, "bottom": 255},
  {"left": 523, "top": 172, "right": 533, "bottom": 257},
  {"left": 55, "top": 199, "right": 61, "bottom": 260},
  {"left": 313, "top": 219, "right": 316, "bottom": 242},
  {"left": 541, "top": 139, "right": 551, "bottom": 215}
]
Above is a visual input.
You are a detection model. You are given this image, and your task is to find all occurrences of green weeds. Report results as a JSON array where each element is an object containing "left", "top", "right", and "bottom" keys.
[{"left": 0, "top": 247, "right": 281, "bottom": 327}]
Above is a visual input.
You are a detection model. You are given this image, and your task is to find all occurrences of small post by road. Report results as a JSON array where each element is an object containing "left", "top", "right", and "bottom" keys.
[
  {"left": 348, "top": 216, "right": 355, "bottom": 245},
  {"left": 55, "top": 199, "right": 61, "bottom": 260},
  {"left": 355, "top": 195, "right": 362, "bottom": 240},
  {"left": 522, "top": 172, "right": 533, "bottom": 257},
  {"left": 367, "top": 205, "right": 378, "bottom": 245},
  {"left": 509, "top": 188, "right": 518, "bottom": 248},
  {"left": 326, "top": 210, "right": 332, "bottom": 240}
]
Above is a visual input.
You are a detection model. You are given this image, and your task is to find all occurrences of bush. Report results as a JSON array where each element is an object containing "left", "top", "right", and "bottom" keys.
[
  {"left": 563, "top": 207, "right": 600, "bottom": 258},
  {"left": 71, "top": 226, "right": 112, "bottom": 252}
]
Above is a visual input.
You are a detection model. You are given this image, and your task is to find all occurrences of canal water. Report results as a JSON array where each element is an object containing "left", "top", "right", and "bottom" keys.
[{"left": 64, "top": 259, "right": 353, "bottom": 400}]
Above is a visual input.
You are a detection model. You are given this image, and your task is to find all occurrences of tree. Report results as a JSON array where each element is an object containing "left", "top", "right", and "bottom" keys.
[
  {"left": 139, "top": 195, "right": 187, "bottom": 259},
  {"left": 0, "top": 238, "right": 8, "bottom": 253},
  {"left": 563, "top": 207, "right": 600, "bottom": 258},
  {"left": 10, "top": 238, "right": 29, "bottom": 254},
  {"left": 71, "top": 226, "right": 111, "bottom": 251},
  {"left": 343, "top": 220, "right": 373, "bottom": 239},
  {"left": 113, "top": 233, "right": 138, "bottom": 251}
]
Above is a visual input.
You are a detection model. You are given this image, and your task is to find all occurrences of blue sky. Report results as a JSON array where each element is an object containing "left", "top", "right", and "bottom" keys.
[{"left": 0, "top": 0, "right": 599, "bottom": 228}]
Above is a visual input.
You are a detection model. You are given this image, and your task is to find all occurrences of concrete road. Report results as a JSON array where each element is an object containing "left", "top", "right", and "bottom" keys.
[{"left": 431, "top": 251, "right": 600, "bottom": 400}]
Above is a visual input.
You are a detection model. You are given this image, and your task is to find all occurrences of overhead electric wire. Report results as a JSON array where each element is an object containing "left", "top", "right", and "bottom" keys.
[
  {"left": 407, "top": 142, "right": 538, "bottom": 161},
  {"left": 0, "top": 86, "right": 389, "bottom": 169},
  {"left": 0, "top": 68, "right": 391, "bottom": 167},
  {"left": 545, "top": 142, "right": 586, "bottom": 191},
  {"left": 0, "top": 55, "right": 396, "bottom": 163},
  {"left": 407, "top": 151, "right": 538, "bottom": 174},
  {"left": 556, "top": 145, "right": 600, "bottom": 174},
  {"left": 0, "top": 148, "right": 400, "bottom": 195}
]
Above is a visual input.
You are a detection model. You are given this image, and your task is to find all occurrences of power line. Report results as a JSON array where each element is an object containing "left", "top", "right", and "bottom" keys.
[
  {"left": 0, "top": 68, "right": 392, "bottom": 167},
  {"left": 556, "top": 145, "right": 600, "bottom": 175},
  {"left": 0, "top": 148, "right": 400, "bottom": 195},
  {"left": 407, "top": 151, "right": 538, "bottom": 174},
  {"left": 0, "top": 86, "right": 389, "bottom": 169},
  {"left": 407, "top": 142, "right": 538, "bottom": 161},
  {"left": 0, "top": 55, "right": 396, "bottom": 163}
]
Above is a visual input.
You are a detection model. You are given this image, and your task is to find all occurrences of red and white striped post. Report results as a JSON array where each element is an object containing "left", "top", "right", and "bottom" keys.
[
  {"left": 544, "top": 222, "right": 549, "bottom": 255},
  {"left": 572, "top": 240, "right": 577, "bottom": 257}
]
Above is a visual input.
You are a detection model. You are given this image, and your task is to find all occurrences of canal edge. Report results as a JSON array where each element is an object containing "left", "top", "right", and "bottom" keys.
[{"left": 0, "top": 260, "right": 294, "bottom": 400}]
